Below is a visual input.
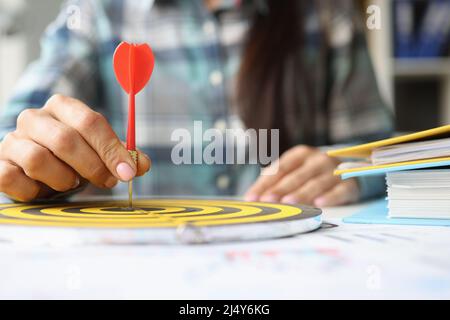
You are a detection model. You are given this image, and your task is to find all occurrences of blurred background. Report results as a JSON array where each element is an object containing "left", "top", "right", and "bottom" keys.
[
  {"left": 0, "top": 0, "right": 60, "bottom": 106},
  {"left": 0, "top": 0, "right": 449, "bottom": 133}
]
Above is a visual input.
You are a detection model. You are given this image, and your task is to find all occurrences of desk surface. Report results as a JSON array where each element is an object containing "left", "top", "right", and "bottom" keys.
[{"left": 0, "top": 199, "right": 449, "bottom": 299}]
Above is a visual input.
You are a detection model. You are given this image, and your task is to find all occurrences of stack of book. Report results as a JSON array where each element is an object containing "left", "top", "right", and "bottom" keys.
[{"left": 328, "top": 125, "right": 450, "bottom": 219}]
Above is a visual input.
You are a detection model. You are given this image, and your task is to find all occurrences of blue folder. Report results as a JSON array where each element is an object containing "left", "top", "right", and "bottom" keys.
[{"left": 343, "top": 199, "right": 450, "bottom": 227}]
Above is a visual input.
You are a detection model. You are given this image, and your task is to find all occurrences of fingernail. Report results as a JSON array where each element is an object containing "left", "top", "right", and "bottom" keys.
[
  {"left": 116, "top": 162, "right": 136, "bottom": 181},
  {"left": 72, "top": 176, "right": 80, "bottom": 189},
  {"left": 281, "top": 196, "right": 298, "bottom": 204},
  {"left": 261, "top": 194, "right": 278, "bottom": 203},
  {"left": 105, "top": 176, "right": 118, "bottom": 188},
  {"left": 314, "top": 197, "right": 326, "bottom": 207},
  {"left": 245, "top": 194, "right": 258, "bottom": 202}
]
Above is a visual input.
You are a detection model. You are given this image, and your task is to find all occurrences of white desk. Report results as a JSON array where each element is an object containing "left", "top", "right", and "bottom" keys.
[{"left": 0, "top": 200, "right": 449, "bottom": 299}]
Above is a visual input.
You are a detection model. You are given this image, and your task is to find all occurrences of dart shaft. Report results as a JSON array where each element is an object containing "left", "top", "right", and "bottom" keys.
[
  {"left": 127, "top": 93, "right": 136, "bottom": 150},
  {"left": 126, "top": 46, "right": 136, "bottom": 208}
]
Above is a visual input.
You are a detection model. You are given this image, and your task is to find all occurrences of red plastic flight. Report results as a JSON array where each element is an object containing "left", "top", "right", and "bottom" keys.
[{"left": 113, "top": 42, "right": 154, "bottom": 150}]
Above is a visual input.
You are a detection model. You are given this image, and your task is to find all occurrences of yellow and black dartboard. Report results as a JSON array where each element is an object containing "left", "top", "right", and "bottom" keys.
[{"left": 0, "top": 199, "right": 322, "bottom": 244}]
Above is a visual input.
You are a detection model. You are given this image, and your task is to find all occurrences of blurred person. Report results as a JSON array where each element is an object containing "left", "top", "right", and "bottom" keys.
[{"left": 0, "top": 0, "right": 392, "bottom": 206}]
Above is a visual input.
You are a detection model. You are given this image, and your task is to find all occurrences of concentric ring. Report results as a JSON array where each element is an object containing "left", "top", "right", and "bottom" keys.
[{"left": 0, "top": 199, "right": 321, "bottom": 229}]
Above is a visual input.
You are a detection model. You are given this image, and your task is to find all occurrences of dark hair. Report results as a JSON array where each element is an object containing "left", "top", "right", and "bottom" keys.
[{"left": 237, "top": 0, "right": 327, "bottom": 153}]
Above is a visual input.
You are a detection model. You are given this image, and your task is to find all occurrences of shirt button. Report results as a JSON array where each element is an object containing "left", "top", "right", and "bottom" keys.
[
  {"left": 216, "top": 174, "right": 230, "bottom": 190},
  {"left": 214, "top": 119, "right": 227, "bottom": 132},
  {"left": 209, "top": 70, "right": 223, "bottom": 86},
  {"left": 203, "top": 21, "right": 215, "bottom": 36}
]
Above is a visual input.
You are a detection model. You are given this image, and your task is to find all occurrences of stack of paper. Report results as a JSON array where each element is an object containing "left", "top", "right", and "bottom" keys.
[
  {"left": 386, "top": 170, "right": 450, "bottom": 219},
  {"left": 327, "top": 124, "right": 450, "bottom": 220},
  {"left": 372, "top": 138, "right": 450, "bottom": 165}
]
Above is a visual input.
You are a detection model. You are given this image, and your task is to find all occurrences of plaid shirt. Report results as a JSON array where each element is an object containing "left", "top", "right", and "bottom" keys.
[{"left": 0, "top": 0, "right": 393, "bottom": 199}]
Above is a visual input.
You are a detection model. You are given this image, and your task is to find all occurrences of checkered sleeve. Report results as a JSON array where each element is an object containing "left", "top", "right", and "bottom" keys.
[{"left": 0, "top": 0, "right": 101, "bottom": 140}]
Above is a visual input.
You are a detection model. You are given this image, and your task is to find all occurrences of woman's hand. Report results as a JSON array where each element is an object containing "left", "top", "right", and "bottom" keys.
[
  {"left": 245, "top": 145, "right": 360, "bottom": 207},
  {"left": 0, "top": 94, "right": 151, "bottom": 202}
]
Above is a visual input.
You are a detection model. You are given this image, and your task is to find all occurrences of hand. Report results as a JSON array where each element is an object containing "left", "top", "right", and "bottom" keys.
[
  {"left": 0, "top": 94, "right": 151, "bottom": 202},
  {"left": 245, "top": 145, "right": 360, "bottom": 207}
]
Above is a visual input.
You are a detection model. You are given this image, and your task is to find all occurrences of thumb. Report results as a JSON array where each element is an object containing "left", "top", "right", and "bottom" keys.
[{"left": 136, "top": 149, "right": 152, "bottom": 176}]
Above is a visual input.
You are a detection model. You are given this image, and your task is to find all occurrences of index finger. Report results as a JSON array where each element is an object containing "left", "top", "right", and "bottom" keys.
[{"left": 44, "top": 94, "right": 136, "bottom": 181}]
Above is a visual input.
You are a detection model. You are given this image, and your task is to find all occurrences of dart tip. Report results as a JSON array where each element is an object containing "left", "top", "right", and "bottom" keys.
[{"left": 128, "top": 180, "right": 133, "bottom": 209}]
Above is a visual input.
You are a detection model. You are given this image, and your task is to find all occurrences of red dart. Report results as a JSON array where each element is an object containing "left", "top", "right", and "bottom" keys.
[
  {"left": 113, "top": 42, "right": 154, "bottom": 209},
  {"left": 113, "top": 42, "right": 154, "bottom": 151}
]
